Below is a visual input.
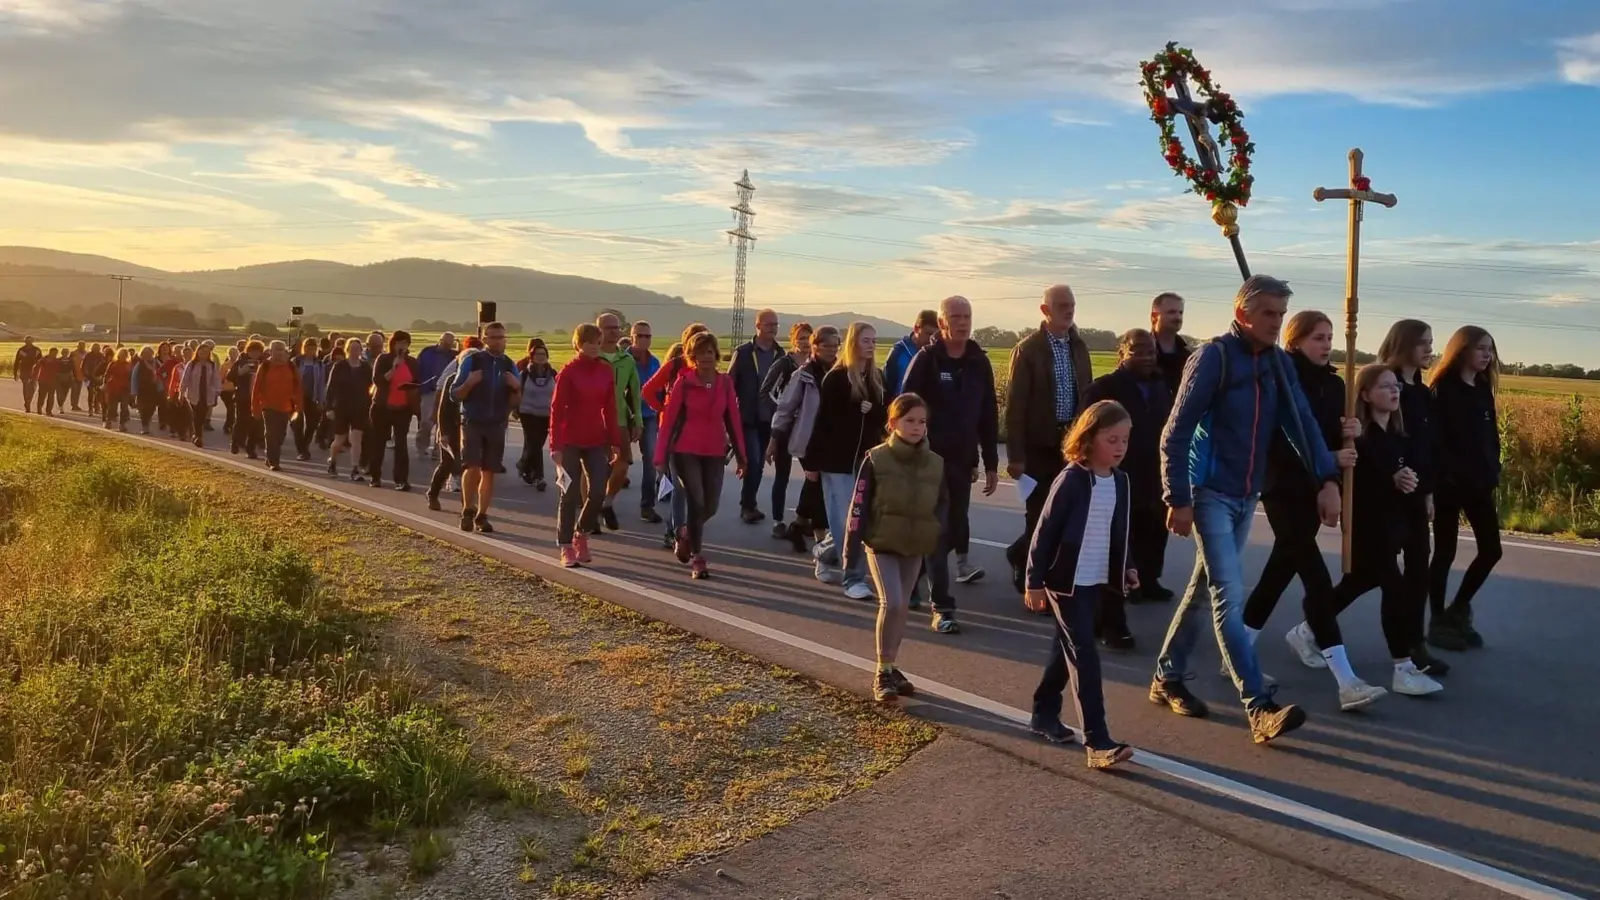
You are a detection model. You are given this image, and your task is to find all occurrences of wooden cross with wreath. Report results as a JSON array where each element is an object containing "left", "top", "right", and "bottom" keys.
[{"left": 1141, "top": 42, "right": 1255, "bottom": 279}]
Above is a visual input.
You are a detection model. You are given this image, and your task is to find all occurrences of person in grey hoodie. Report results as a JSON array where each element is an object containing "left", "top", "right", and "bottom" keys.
[{"left": 517, "top": 338, "right": 557, "bottom": 491}]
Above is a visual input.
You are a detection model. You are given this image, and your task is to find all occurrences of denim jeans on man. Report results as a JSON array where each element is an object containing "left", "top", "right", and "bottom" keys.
[
  {"left": 638, "top": 417, "right": 660, "bottom": 512},
  {"left": 819, "top": 472, "right": 868, "bottom": 588},
  {"left": 1153, "top": 487, "right": 1269, "bottom": 710},
  {"left": 740, "top": 421, "right": 773, "bottom": 514}
]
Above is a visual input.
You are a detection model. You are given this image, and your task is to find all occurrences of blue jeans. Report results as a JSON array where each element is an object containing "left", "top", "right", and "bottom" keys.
[
  {"left": 740, "top": 422, "right": 772, "bottom": 513},
  {"left": 638, "top": 417, "right": 660, "bottom": 511},
  {"left": 820, "top": 472, "right": 868, "bottom": 588},
  {"left": 1154, "top": 489, "right": 1269, "bottom": 710}
]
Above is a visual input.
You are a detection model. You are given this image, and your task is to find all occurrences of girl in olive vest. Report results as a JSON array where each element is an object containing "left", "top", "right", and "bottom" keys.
[
  {"left": 842, "top": 393, "right": 948, "bottom": 703},
  {"left": 1023, "top": 400, "right": 1137, "bottom": 771}
]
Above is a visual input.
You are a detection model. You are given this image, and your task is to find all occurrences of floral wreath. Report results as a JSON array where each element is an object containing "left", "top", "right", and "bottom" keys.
[{"left": 1139, "top": 42, "right": 1255, "bottom": 207}]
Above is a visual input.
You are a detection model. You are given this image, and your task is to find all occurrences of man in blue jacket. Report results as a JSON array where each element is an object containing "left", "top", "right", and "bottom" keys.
[
  {"left": 414, "top": 332, "right": 457, "bottom": 458},
  {"left": 1150, "top": 275, "right": 1345, "bottom": 745},
  {"left": 729, "top": 309, "right": 782, "bottom": 524},
  {"left": 884, "top": 309, "right": 939, "bottom": 397}
]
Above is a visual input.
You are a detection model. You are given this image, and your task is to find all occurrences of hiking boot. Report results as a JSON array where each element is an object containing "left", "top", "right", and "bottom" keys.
[
  {"left": 689, "top": 555, "right": 709, "bottom": 579},
  {"left": 426, "top": 493, "right": 442, "bottom": 511},
  {"left": 1455, "top": 608, "right": 1484, "bottom": 649},
  {"left": 955, "top": 557, "right": 985, "bottom": 584},
  {"left": 787, "top": 522, "right": 811, "bottom": 554},
  {"left": 473, "top": 515, "right": 494, "bottom": 534},
  {"left": 888, "top": 668, "right": 915, "bottom": 697},
  {"left": 1409, "top": 643, "right": 1451, "bottom": 678},
  {"left": 559, "top": 545, "right": 580, "bottom": 568},
  {"left": 641, "top": 508, "right": 662, "bottom": 525},
  {"left": 872, "top": 670, "right": 899, "bottom": 703},
  {"left": 740, "top": 507, "right": 765, "bottom": 524},
  {"left": 1029, "top": 716, "right": 1074, "bottom": 744},
  {"left": 931, "top": 612, "right": 961, "bottom": 635},
  {"left": 1149, "top": 677, "right": 1209, "bottom": 718},
  {"left": 1248, "top": 700, "right": 1308, "bottom": 744},
  {"left": 572, "top": 532, "right": 592, "bottom": 564},
  {"left": 601, "top": 506, "right": 620, "bottom": 531},
  {"left": 460, "top": 508, "right": 477, "bottom": 532},
  {"left": 1427, "top": 613, "right": 1468, "bottom": 652},
  {"left": 1085, "top": 742, "right": 1135, "bottom": 770}
]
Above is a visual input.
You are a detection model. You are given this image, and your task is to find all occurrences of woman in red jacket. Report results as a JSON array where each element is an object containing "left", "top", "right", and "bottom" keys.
[
  {"left": 551, "top": 323, "right": 621, "bottom": 568},
  {"left": 654, "top": 331, "right": 747, "bottom": 579}
]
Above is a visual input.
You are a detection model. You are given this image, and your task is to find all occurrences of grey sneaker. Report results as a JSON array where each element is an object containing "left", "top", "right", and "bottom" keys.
[{"left": 955, "top": 557, "right": 985, "bottom": 584}]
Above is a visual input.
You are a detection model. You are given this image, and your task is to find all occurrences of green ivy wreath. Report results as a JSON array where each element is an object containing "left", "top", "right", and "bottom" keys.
[{"left": 1139, "top": 42, "right": 1255, "bottom": 207}]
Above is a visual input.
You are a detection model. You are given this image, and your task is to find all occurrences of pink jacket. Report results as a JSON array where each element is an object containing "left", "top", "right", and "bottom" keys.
[{"left": 656, "top": 368, "right": 746, "bottom": 466}]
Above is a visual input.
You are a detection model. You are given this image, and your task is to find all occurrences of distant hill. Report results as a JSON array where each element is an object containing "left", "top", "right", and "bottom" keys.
[{"left": 0, "top": 247, "right": 908, "bottom": 338}]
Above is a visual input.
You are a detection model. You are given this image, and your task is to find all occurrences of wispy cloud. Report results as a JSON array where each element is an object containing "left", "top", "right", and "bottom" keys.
[{"left": 1051, "top": 111, "right": 1110, "bottom": 127}]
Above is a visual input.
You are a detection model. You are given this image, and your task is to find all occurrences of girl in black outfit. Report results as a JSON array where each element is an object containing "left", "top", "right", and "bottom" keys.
[
  {"left": 1238, "top": 311, "right": 1363, "bottom": 704},
  {"left": 1376, "top": 320, "right": 1449, "bottom": 676},
  {"left": 1427, "top": 326, "right": 1503, "bottom": 651},
  {"left": 1324, "top": 365, "right": 1443, "bottom": 699},
  {"left": 325, "top": 339, "right": 373, "bottom": 480}
]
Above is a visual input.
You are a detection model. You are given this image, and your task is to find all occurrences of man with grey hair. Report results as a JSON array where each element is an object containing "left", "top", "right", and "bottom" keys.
[
  {"left": 1150, "top": 274, "right": 1348, "bottom": 745},
  {"left": 730, "top": 308, "right": 782, "bottom": 523},
  {"left": 415, "top": 331, "right": 458, "bottom": 457}
]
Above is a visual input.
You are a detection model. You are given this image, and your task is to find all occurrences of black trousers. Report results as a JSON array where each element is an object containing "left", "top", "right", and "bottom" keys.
[
  {"left": 1243, "top": 493, "right": 1342, "bottom": 650},
  {"left": 1006, "top": 446, "right": 1066, "bottom": 574},
  {"left": 263, "top": 410, "right": 291, "bottom": 467},
  {"left": 292, "top": 402, "right": 321, "bottom": 456},
  {"left": 772, "top": 449, "right": 795, "bottom": 521},
  {"left": 1399, "top": 498, "right": 1431, "bottom": 642},
  {"left": 1332, "top": 551, "right": 1411, "bottom": 659},
  {"left": 1129, "top": 501, "right": 1168, "bottom": 586},
  {"left": 429, "top": 422, "right": 463, "bottom": 498},
  {"left": 21, "top": 378, "right": 37, "bottom": 411},
  {"left": 928, "top": 462, "right": 974, "bottom": 613},
  {"left": 105, "top": 394, "right": 130, "bottom": 428},
  {"left": 1430, "top": 484, "right": 1503, "bottom": 616},
  {"left": 221, "top": 391, "right": 236, "bottom": 434},
  {"left": 795, "top": 470, "right": 826, "bottom": 531},
  {"left": 230, "top": 395, "right": 261, "bottom": 455},
  {"left": 1032, "top": 585, "right": 1113, "bottom": 746},
  {"left": 367, "top": 407, "right": 412, "bottom": 486},
  {"left": 190, "top": 403, "right": 209, "bottom": 447},
  {"left": 69, "top": 379, "right": 83, "bottom": 409},
  {"left": 517, "top": 413, "right": 549, "bottom": 481}
]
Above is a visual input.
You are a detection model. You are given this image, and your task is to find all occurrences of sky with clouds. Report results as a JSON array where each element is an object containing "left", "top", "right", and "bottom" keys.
[{"left": 2, "top": 0, "right": 1599, "bottom": 363}]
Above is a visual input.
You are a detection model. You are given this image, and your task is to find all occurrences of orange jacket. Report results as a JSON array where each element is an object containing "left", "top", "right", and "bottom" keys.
[
  {"left": 251, "top": 359, "right": 302, "bottom": 415},
  {"left": 166, "top": 361, "right": 184, "bottom": 398}
]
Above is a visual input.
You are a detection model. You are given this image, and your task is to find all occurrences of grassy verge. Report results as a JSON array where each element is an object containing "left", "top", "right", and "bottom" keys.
[{"left": 0, "top": 415, "right": 935, "bottom": 899}]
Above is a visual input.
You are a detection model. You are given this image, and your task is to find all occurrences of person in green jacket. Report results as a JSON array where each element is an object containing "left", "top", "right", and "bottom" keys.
[{"left": 595, "top": 312, "right": 642, "bottom": 531}]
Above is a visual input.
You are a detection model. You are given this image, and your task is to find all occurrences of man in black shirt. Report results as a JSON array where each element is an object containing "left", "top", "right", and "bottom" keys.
[
  {"left": 13, "top": 338, "right": 42, "bottom": 413},
  {"left": 1151, "top": 292, "right": 1190, "bottom": 394}
]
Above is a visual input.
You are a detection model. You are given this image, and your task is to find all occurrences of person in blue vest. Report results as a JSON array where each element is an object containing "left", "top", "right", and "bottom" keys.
[
  {"left": 450, "top": 322, "right": 522, "bottom": 534},
  {"left": 629, "top": 321, "right": 664, "bottom": 523},
  {"left": 884, "top": 309, "right": 939, "bottom": 397},
  {"left": 1150, "top": 275, "right": 1347, "bottom": 745},
  {"left": 729, "top": 308, "right": 783, "bottom": 524}
]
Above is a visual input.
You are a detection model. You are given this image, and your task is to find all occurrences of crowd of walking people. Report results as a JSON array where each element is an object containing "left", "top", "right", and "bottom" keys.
[{"left": 8, "top": 274, "right": 1506, "bottom": 769}]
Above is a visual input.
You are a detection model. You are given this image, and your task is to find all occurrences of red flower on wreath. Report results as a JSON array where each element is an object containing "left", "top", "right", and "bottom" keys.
[{"left": 1139, "top": 41, "right": 1255, "bottom": 207}]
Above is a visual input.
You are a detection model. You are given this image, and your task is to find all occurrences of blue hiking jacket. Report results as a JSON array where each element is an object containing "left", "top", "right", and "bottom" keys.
[
  {"left": 883, "top": 334, "right": 918, "bottom": 397},
  {"left": 1160, "top": 324, "right": 1338, "bottom": 507},
  {"left": 415, "top": 345, "right": 453, "bottom": 395}
]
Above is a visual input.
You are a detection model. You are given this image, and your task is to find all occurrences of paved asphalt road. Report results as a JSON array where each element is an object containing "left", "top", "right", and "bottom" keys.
[{"left": 8, "top": 390, "right": 1597, "bottom": 899}]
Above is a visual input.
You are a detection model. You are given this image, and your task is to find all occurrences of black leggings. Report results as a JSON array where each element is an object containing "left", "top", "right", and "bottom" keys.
[
  {"left": 1332, "top": 552, "right": 1411, "bottom": 659},
  {"left": 1243, "top": 493, "right": 1343, "bottom": 649},
  {"left": 367, "top": 408, "right": 412, "bottom": 485},
  {"left": 518, "top": 413, "right": 549, "bottom": 481},
  {"left": 673, "top": 452, "right": 725, "bottom": 555},
  {"left": 1430, "top": 485, "right": 1502, "bottom": 615}
]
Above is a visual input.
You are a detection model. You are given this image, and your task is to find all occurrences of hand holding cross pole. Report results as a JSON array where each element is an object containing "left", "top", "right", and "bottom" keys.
[{"left": 1313, "top": 148, "right": 1397, "bottom": 574}]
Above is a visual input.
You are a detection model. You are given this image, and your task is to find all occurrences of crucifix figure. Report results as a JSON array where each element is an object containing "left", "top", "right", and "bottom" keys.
[
  {"left": 1165, "top": 77, "right": 1250, "bottom": 279},
  {"left": 1313, "top": 148, "right": 1398, "bottom": 574}
]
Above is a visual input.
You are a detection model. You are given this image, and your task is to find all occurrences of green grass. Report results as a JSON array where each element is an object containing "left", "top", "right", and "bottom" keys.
[{"left": 0, "top": 418, "right": 518, "bottom": 899}]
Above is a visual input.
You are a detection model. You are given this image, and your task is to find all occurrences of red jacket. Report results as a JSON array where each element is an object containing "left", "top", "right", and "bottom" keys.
[
  {"left": 550, "top": 355, "right": 620, "bottom": 451},
  {"left": 105, "top": 361, "right": 132, "bottom": 398},
  {"left": 33, "top": 357, "right": 60, "bottom": 382},
  {"left": 655, "top": 368, "right": 745, "bottom": 466}
]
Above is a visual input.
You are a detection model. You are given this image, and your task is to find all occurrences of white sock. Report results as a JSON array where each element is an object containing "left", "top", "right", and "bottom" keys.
[
  {"left": 1245, "top": 626, "right": 1262, "bottom": 648},
  {"left": 1321, "top": 645, "right": 1358, "bottom": 690}
]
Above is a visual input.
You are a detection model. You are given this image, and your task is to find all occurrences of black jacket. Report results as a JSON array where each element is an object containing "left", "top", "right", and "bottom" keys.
[
  {"left": 1396, "top": 370, "right": 1437, "bottom": 495},
  {"left": 1431, "top": 374, "right": 1499, "bottom": 494},
  {"left": 760, "top": 354, "right": 802, "bottom": 414},
  {"left": 810, "top": 367, "right": 888, "bottom": 475},
  {"left": 370, "top": 352, "right": 416, "bottom": 414},
  {"left": 1025, "top": 463, "right": 1130, "bottom": 596},
  {"left": 326, "top": 360, "right": 373, "bottom": 416},
  {"left": 1156, "top": 335, "right": 1191, "bottom": 395},
  {"left": 1085, "top": 366, "right": 1172, "bottom": 509},
  {"left": 1351, "top": 419, "right": 1411, "bottom": 560},
  {"left": 900, "top": 338, "right": 999, "bottom": 471},
  {"left": 1264, "top": 352, "right": 1345, "bottom": 499}
]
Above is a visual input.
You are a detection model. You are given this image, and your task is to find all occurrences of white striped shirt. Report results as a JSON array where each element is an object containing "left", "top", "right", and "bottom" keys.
[{"left": 1074, "top": 473, "right": 1117, "bottom": 587}]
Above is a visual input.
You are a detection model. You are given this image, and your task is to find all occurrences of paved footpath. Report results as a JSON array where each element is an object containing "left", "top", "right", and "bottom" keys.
[{"left": 6, "top": 390, "right": 1596, "bottom": 900}]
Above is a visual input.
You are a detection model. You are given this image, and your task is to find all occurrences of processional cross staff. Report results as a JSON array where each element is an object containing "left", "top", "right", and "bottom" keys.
[{"left": 1314, "top": 149, "right": 1397, "bottom": 574}]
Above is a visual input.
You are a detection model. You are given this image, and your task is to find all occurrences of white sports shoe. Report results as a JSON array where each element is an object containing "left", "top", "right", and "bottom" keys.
[
  {"left": 1392, "top": 665, "right": 1444, "bottom": 697},
  {"left": 843, "top": 582, "right": 875, "bottom": 601},
  {"left": 1338, "top": 680, "right": 1388, "bottom": 712},
  {"left": 814, "top": 562, "right": 844, "bottom": 585},
  {"left": 1286, "top": 622, "right": 1329, "bottom": 669}
]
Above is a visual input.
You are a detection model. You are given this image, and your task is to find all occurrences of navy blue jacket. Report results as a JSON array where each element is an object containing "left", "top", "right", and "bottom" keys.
[
  {"left": 1161, "top": 325, "right": 1339, "bottom": 507},
  {"left": 415, "top": 344, "right": 453, "bottom": 395},
  {"left": 900, "top": 338, "right": 999, "bottom": 472},
  {"left": 730, "top": 340, "right": 782, "bottom": 427},
  {"left": 1025, "top": 463, "right": 1130, "bottom": 596}
]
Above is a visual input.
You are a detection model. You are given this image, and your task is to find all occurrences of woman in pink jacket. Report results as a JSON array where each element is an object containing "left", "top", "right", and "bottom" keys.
[{"left": 654, "top": 331, "right": 747, "bottom": 579}]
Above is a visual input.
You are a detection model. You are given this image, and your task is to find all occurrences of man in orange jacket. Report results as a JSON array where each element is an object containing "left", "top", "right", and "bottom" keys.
[{"left": 251, "top": 340, "right": 303, "bottom": 471}]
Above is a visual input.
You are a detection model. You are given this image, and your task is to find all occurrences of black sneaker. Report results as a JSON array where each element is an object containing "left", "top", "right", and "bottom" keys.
[
  {"left": 1410, "top": 643, "right": 1451, "bottom": 678},
  {"left": 1427, "top": 614, "right": 1468, "bottom": 652},
  {"left": 641, "top": 508, "right": 663, "bottom": 525},
  {"left": 519, "top": 467, "right": 534, "bottom": 485},
  {"left": 1148, "top": 677, "right": 1210, "bottom": 718},
  {"left": 1010, "top": 561, "right": 1025, "bottom": 594},
  {"left": 394, "top": 483, "right": 411, "bottom": 493},
  {"left": 1140, "top": 582, "right": 1176, "bottom": 603},
  {"left": 426, "top": 494, "right": 442, "bottom": 511},
  {"left": 1085, "top": 742, "right": 1135, "bottom": 770},
  {"left": 1099, "top": 631, "right": 1137, "bottom": 652},
  {"left": 1455, "top": 608, "right": 1484, "bottom": 649},
  {"left": 296, "top": 453, "right": 311, "bottom": 462},
  {"left": 1029, "top": 716, "right": 1074, "bottom": 744},
  {"left": 474, "top": 515, "right": 494, "bottom": 534},
  {"left": 326, "top": 460, "right": 337, "bottom": 477},
  {"left": 460, "top": 507, "right": 477, "bottom": 532},
  {"left": 533, "top": 478, "right": 547, "bottom": 493},
  {"left": 786, "top": 523, "right": 810, "bottom": 554},
  {"left": 872, "top": 670, "right": 899, "bottom": 703},
  {"left": 888, "top": 668, "right": 915, "bottom": 697},
  {"left": 601, "top": 507, "right": 620, "bottom": 531},
  {"left": 1249, "top": 700, "right": 1307, "bottom": 744},
  {"left": 740, "top": 507, "right": 764, "bottom": 524}
]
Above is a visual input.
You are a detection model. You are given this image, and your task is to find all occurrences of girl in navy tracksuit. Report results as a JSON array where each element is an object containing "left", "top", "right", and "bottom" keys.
[{"left": 1024, "top": 399, "right": 1137, "bottom": 771}]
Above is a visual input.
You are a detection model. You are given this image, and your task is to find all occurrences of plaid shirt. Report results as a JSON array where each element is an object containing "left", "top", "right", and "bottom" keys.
[{"left": 1047, "top": 330, "right": 1078, "bottom": 424}]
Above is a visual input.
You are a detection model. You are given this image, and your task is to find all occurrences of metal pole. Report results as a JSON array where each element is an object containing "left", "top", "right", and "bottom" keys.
[{"left": 110, "top": 275, "right": 132, "bottom": 346}]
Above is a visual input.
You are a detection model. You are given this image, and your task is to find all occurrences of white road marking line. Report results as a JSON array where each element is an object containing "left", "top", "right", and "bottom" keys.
[{"left": 15, "top": 411, "right": 1581, "bottom": 900}]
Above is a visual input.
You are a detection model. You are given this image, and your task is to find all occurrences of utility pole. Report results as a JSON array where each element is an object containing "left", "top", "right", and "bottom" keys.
[
  {"left": 109, "top": 275, "right": 132, "bottom": 346},
  {"left": 726, "top": 170, "right": 756, "bottom": 347}
]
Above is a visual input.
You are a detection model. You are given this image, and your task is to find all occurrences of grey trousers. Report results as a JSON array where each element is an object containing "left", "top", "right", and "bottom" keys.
[{"left": 557, "top": 446, "right": 610, "bottom": 544}]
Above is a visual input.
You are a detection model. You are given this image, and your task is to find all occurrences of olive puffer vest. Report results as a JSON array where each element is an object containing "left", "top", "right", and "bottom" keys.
[{"left": 864, "top": 436, "right": 945, "bottom": 557}]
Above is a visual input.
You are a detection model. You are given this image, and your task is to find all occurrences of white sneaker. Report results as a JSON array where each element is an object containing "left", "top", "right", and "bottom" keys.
[
  {"left": 1392, "top": 666, "right": 1444, "bottom": 697},
  {"left": 1338, "top": 680, "right": 1387, "bottom": 712},
  {"left": 1221, "top": 666, "right": 1277, "bottom": 688},
  {"left": 1286, "top": 623, "right": 1328, "bottom": 669},
  {"left": 843, "top": 582, "right": 875, "bottom": 601},
  {"left": 814, "top": 562, "right": 843, "bottom": 585}
]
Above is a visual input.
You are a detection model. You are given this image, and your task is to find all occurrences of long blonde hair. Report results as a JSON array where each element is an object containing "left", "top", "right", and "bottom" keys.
[{"left": 835, "top": 321, "right": 882, "bottom": 401}]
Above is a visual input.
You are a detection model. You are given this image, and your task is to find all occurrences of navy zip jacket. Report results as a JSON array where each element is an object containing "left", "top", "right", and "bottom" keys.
[
  {"left": 414, "top": 344, "right": 453, "bottom": 395},
  {"left": 1025, "top": 463, "right": 1130, "bottom": 596},
  {"left": 730, "top": 340, "right": 782, "bottom": 427},
  {"left": 1161, "top": 324, "right": 1339, "bottom": 507},
  {"left": 899, "top": 338, "right": 999, "bottom": 472}
]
